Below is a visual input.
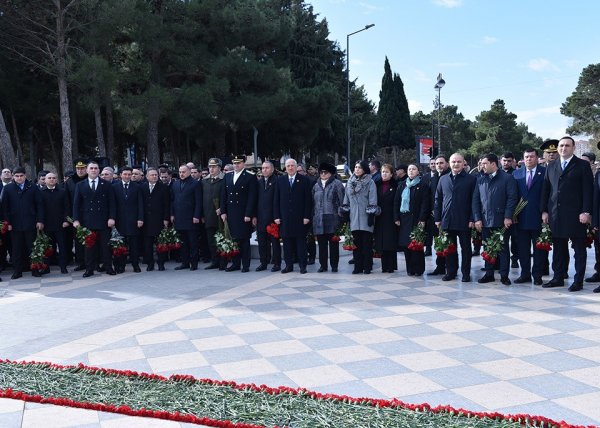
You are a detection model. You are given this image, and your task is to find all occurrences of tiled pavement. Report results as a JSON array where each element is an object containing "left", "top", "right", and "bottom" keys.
[{"left": 1, "top": 250, "right": 600, "bottom": 427}]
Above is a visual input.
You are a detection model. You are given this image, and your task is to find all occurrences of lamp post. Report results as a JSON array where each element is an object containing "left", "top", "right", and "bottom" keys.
[
  {"left": 434, "top": 73, "right": 445, "bottom": 155},
  {"left": 347, "top": 24, "right": 374, "bottom": 165}
]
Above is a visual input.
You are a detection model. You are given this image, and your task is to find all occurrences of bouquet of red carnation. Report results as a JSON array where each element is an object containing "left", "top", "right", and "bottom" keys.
[
  {"left": 215, "top": 220, "right": 240, "bottom": 259},
  {"left": 339, "top": 223, "right": 356, "bottom": 251},
  {"left": 407, "top": 224, "right": 426, "bottom": 252},
  {"left": 471, "top": 228, "right": 482, "bottom": 246},
  {"left": 156, "top": 227, "right": 183, "bottom": 253},
  {"left": 109, "top": 228, "right": 129, "bottom": 258},
  {"left": 0, "top": 220, "right": 8, "bottom": 235},
  {"left": 535, "top": 223, "right": 552, "bottom": 251},
  {"left": 331, "top": 223, "right": 344, "bottom": 243},
  {"left": 266, "top": 222, "right": 280, "bottom": 240},
  {"left": 586, "top": 225, "right": 595, "bottom": 248},
  {"left": 30, "top": 230, "right": 52, "bottom": 272},
  {"left": 67, "top": 217, "right": 97, "bottom": 248},
  {"left": 481, "top": 197, "right": 528, "bottom": 265},
  {"left": 434, "top": 228, "right": 456, "bottom": 257}
]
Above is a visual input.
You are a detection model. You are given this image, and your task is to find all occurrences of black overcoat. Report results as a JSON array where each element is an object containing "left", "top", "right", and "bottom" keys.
[
  {"left": 273, "top": 174, "right": 312, "bottom": 238},
  {"left": 171, "top": 176, "right": 203, "bottom": 231},
  {"left": 1, "top": 180, "right": 44, "bottom": 231},
  {"left": 113, "top": 181, "right": 144, "bottom": 236},
  {"left": 142, "top": 181, "right": 170, "bottom": 237},
  {"left": 394, "top": 179, "right": 430, "bottom": 247},
  {"left": 41, "top": 187, "right": 70, "bottom": 232},
  {"left": 73, "top": 178, "right": 116, "bottom": 230},
  {"left": 256, "top": 175, "right": 277, "bottom": 232},
  {"left": 220, "top": 170, "right": 257, "bottom": 239},
  {"left": 434, "top": 170, "right": 476, "bottom": 231},
  {"left": 374, "top": 179, "right": 399, "bottom": 252}
]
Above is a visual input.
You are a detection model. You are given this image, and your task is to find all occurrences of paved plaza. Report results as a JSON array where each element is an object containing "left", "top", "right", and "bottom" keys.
[{"left": 1, "top": 250, "right": 600, "bottom": 427}]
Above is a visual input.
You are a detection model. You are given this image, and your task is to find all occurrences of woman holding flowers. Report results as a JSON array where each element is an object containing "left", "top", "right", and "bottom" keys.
[
  {"left": 374, "top": 164, "right": 399, "bottom": 273},
  {"left": 312, "top": 162, "right": 345, "bottom": 272},
  {"left": 394, "top": 164, "right": 430, "bottom": 276},
  {"left": 341, "top": 160, "right": 378, "bottom": 274}
]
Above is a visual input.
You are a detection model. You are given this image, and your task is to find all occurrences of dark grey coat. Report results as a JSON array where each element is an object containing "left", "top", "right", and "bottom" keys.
[
  {"left": 312, "top": 176, "right": 344, "bottom": 235},
  {"left": 472, "top": 169, "right": 518, "bottom": 228}
]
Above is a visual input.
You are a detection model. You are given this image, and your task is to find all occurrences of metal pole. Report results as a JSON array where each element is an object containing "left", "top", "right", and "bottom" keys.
[
  {"left": 437, "top": 87, "right": 442, "bottom": 155},
  {"left": 346, "top": 34, "right": 351, "bottom": 166}
]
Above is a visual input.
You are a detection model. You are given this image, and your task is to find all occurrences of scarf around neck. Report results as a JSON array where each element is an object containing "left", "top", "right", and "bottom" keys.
[{"left": 400, "top": 176, "right": 421, "bottom": 213}]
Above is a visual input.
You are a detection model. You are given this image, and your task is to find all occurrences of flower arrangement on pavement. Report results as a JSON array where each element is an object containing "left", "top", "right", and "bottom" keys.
[
  {"left": 30, "top": 231, "right": 52, "bottom": 272},
  {"left": 215, "top": 220, "right": 239, "bottom": 259},
  {"left": 156, "top": 227, "right": 182, "bottom": 253},
  {"left": 109, "top": 228, "right": 129, "bottom": 258}
]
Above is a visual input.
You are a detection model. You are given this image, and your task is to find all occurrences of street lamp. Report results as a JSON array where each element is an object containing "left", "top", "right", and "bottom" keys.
[
  {"left": 434, "top": 73, "right": 445, "bottom": 155},
  {"left": 347, "top": 24, "right": 375, "bottom": 165}
]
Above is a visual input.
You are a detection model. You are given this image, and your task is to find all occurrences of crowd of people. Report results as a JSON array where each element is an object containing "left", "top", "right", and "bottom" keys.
[{"left": 0, "top": 135, "right": 598, "bottom": 293}]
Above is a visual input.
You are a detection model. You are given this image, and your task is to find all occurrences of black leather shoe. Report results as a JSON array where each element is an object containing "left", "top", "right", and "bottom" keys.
[
  {"left": 478, "top": 274, "right": 495, "bottom": 284},
  {"left": 97, "top": 266, "right": 106, "bottom": 272},
  {"left": 300, "top": 268, "right": 307, "bottom": 274},
  {"left": 442, "top": 275, "right": 456, "bottom": 281},
  {"left": 281, "top": 266, "right": 293, "bottom": 274},
  {"left": 501, "top": 276, "right": 512, "bottom": 286},
  {"left": 317, "top": 266, "right": 327, "bottom": 272},
  {"left": 133, "top": 265, "right": 142, "bottom": 273},
  {"left": 363, "top": 269, "right": 371, "bottom": 274},
  {"left": 32, "top": 270, "right": 41, "bottom": 277},
  {"left": 255, "top": 264, "right": 268, "bottom": 272},
  {"left": 74, "top": 264, "right": 86, "bottom": 272},
  {"left": 331, "top": 267, "right": 338, "bottom": 272},
  {"left": 61, "top": 268, "right": 69, "bottom": 274},
  {"left": 593, "top": 285, "right": 600, "bottom": 293},
  {"left": 174, "top": 264, "right": 190, "bottom": 270},
  {"left": 348, "top": 258, "right": 355, "bottom": 264},
  {"left": 352, "top": 269, "right": 361, "bottom": 274},
  {"left": 242, "top": 267, "right": 250, "bottom": 273},
  {"left": 568, "top": 282, "right": 583, "bottom": 292},
  {"left": 205, "top": 263, "right": 219, "bottom": 270},
  {"left": 514, "top": 276, "right": 531, "bottom": 284},
  {"left": 585, "top": 273, "right": 600, "bottom": 283},
  {"left": 307, "top": 259, "right": 315, "bottom": 265},
  {"left": 428, "top": 268, "right": 444, "bottom": 276},
  {"left": 106, "top": 269, "right": 116, "bottom": 276},
  {"left": 158, "top": 265, "right": 165, "bottom": 271},
  {"left": 533, "top": 278, "right": 543, "bottom": 285},
  {"left": 190, "top": 265, "right": 198, "bottom": 271},
  {"left": 82, "top": 271, "right": 94, "bottom": 278},
  {"left": 542, "top": 280, "right": 564, "bottom": 288},
  {"left": 462, "top": 276, "right": 471, "bottom": 282},
  {"left": 271, "top": 265, "right": 281, "bottom": 272},
  {"left": 511, "top": 260, "right": 519, "bottom": 269},
  {"left": 146, "top": 265, "right": 154, "bottom": 272},
  {"left": 11, "top": 272, "right": 22, "bottom": 280},
  {"left": 225, "top": 266, "right": 240, "bottom": 272}
]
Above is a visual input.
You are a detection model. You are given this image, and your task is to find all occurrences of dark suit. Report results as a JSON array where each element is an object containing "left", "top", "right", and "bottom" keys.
[
  {"left": 541, "top": 156, "right": 593, "bottom": 283},
  {"left": 73, "top": 178, "right": 116, "bottom": 273},
  {"left": 171, "top": 176, "right": 203, "bottom": 268},
  {"left": 473, "top": 169, "right": 518, "bottom": 277},
  {"left": 220, "top": 170, "right": 257, "bottom": 270},
  {"left": 274, "top": 174, "right": 312, "bottom": 270},
  {"left": 113, "top": 180, "right": 144, "bottom": 271},
  {"left": 514, "top": 166, "right": 546, "bottom": 281},
  {"left": 374, "top": 179, "right": 398, "bottom": 272},
  {"left": 434, "top": 170, "right": 476, "bottom": 278},
  {"left": 41, "top": 186, "right": 70, "bottom": 270},
  {"left": 256, "top": 174, "right": 281, "bottom": 268},
  {"left": 141, "top": 181, "right": 170, "bottom": 269},
  {"left": 65, "top": 173, "right": 87, "bottom": 266},
  {"left": 1, "top": 180, "right": 44, "bottom": 275},
  {"left": 202, "top": 173, "right": 225, "bottom": 267}
]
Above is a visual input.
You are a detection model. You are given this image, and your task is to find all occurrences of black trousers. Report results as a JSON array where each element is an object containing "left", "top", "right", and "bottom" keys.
[
  {"left": 177, "top": 228, "right": 199, "bottom": 267},
  {"left": 0, "top": 230, "right": 11, "bottom": 269},
  {"left": 381, "top": 250, "right": 397, "bottom": 272},
  {"left": 257, "top": 231, "right": 281, "bottom": 266},
  {"left": 352, "top": 230, "right": 373, "bottom": 272},
  {"left": 593, "top": 234, "right": 600, "bottom": 273},
  {"left": 306, "top": 226, "right": 316, "bottom": 261},
  {"left": 482, "top": 227, "right": 510, "bottom": 277},
  {"left": 124, "top": 235, "right": 140, "bottom": 267},
  {"left": 85, "top": 228, "right": 111, "bottom": 272},
  {"left": 143, "top": 235, "right": 166, "bottom": 268},
  {"left": 205, "top": 226, "right": 219, "bottom": 264},
  {"left": 445, "top": 229, "right": 472, "bottom": 277},
  {"left": 553, "top": 237, "right": 586, "bottom": 283},
  {"left": 72, "top": 226, "right": 85, "bottom": 266},
  {"left": 283, "top": 236, "right": 307, "bottom": 269},
  {"left": 316, "top": 234, "right": 339, "bottom": 269},
  {"left": 509, "top": 226, "right": 519, "bottom": 263},
  {"left": 46, "top": 229, "right": 67, "bottom": 269},
  {"left": 403, "top": 248, "right": 425, "bottom": 275},
  {"left": 198, "top": 223, "right": 210, "bottom": 261},
  {"left": 517, "top": 229, "right": 544, "bottom": 280},
  {"left": 230, "top": 238, "right": 251, "bottom": 269},
  {"left": 11, "top": 229, "right": 36, "bottom": 274}
]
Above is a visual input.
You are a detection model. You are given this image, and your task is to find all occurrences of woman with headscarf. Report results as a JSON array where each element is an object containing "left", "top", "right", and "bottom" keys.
[
  {"left": 394, "top": 164, "right": 430, "bottom": 276},
  {"left": 374, "top": 163, "right": 399, "bottom": 273},
  {"left": 340, "top": 160, "right": 378, "bottom": 274},
  {"left": 312, "top": 162, "right": 345, "bottom": 272}
]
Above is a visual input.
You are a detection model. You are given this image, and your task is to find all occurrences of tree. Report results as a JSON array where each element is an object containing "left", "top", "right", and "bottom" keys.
[
  {"left": 0, "top": 108, "right": 17, "bottom": 168},
  {"left": 376, "top": 57, "right": 415, "bottom": 150},
  {"left": 561, "top": 63, "right": 600, "bottom": 139},
  {"left": 470, "top": 99, "right": 522, "bottom": 156}
]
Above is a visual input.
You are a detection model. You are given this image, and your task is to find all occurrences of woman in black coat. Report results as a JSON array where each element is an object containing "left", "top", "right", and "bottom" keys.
[
  {"left": 374, "top": 164, "right": 399, "bottom": 273},
  {"left": 394, "top": 164, "right": 430, "bottom": 276}
]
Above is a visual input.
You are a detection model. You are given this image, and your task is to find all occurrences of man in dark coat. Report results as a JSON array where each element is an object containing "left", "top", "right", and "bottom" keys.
[
  {"left": 220, "top": 155, "right": 257, "bottom": 272},
  {"left": 1, "top": 166, "right": 45, "bottom": 279},
  {"left": 141, "top": 167, "right": 170, "bottom": 271},
  {"left": 201, "top": 158, "right": 226, "bottom": 270},
  {"left": 541, "top": 136, "right": 593, "bottom": 291},
  {"left": 297, "top": 163, "right": 317, "bottom": 265},
  {"left": 171, "top": 164, "right": 203, "bottom": 271},
  {"left": 274, "top": 158, "right": 312, "bottom": 274},
  {"left": 72, "top": 161, "right": 116, "bottom": 277},
  {"left": 65, "top": 160, "right": 88, "bottom": 270},
  {"left": 513, "top": 148, "right": 546, "bottom": 285},
  {"left": 501, "top": 152, "right": 519, "bottom": 269},
  {"left": 473, "top": 153, "right": 518, "bottom": 285},
  {"left": 41, "top": 172, "right": 70, "bottom": 274},
  {"left": 434, "top": 153, "right": 477, "bottom": 282},
  {"left": 255, "top": 160, "right": 281, "bottom": 272},
  {"left": 113, "top": 167, "right": 144, "bottom": 273},
  {"left": 428, "top": 155, "right": 450, "bottom": 275}
]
